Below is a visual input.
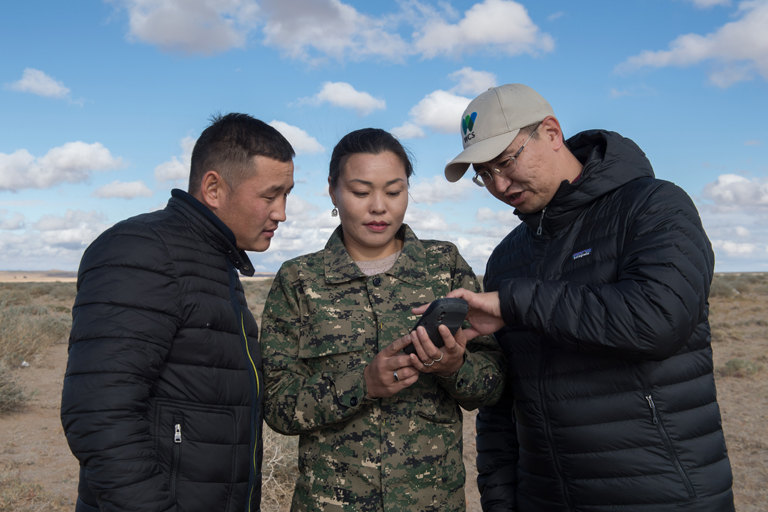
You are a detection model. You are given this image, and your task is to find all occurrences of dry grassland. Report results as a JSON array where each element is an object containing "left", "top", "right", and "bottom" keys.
[{"left": 0, "top": 274, "right": 765, "bottom": 511}]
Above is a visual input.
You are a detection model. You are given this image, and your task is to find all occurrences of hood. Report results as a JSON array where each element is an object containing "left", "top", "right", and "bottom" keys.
[{"left": 518, "top": 130, "right": 655, "bottom": 234}]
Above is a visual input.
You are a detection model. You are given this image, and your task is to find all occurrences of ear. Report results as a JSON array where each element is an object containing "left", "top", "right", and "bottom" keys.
[
  {"left": 327, "top": 177, "right": 336, "bottom": 206},
  {"left": 198, "top": 170, "right": 228, "bottom": 211},
  {"left": 539, "top": 116, "right": 564, "bottom": 151}
]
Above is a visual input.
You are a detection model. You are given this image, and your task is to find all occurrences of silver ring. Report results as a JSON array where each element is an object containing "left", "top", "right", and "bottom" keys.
[
  {"left": 393, "top": 370, "right": 399, "bottom": 381},
  {"left": 423, "top": 359, "right": 434, "bottom": 367},
  {"left": 433, "top": 350, "right": 444, "bottom": 363}
]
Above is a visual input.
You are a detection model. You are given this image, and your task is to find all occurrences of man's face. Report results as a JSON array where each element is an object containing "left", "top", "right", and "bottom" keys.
[
  {"left": 474, "top": 129, "right": 560, "bottom": 214},
  {"left": 215, "top": 155, "right": 294, "bottom": 252}
]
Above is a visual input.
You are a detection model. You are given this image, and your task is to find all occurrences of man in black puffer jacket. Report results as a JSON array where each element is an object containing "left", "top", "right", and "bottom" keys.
[
  {"left": 61, "top": 113, "right": 295, "bottom": 512},
  {"left": 438, "top": 84, "right": 734, "bottom": 511}
]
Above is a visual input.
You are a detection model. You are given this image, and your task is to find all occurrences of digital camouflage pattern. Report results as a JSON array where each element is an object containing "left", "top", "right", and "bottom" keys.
[{"left": 260, "top": 224, "right": 506, "bottom": 512}]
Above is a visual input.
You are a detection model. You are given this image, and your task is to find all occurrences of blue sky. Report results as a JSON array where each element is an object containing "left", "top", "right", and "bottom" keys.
[{"left": 1, "top": 0, "right": 767, "bottom": 274}]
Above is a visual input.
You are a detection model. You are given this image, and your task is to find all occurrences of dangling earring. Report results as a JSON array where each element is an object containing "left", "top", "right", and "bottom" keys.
[{"left": 331, "top": 207, "right": 338, "bottom": 217}]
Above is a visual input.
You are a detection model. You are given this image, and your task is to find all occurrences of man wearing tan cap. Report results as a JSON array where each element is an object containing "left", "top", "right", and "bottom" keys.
[{"left": 432, "top": 84, "right": 734, "bottom": 511}]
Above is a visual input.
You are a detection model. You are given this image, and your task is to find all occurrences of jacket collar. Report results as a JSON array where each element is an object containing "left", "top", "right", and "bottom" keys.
[
  {"left": 324, "top": 224, "right": 427, "bottom": 285},
  {"left": 169, "top": 189, "right": 256, "bottom": 276},
  {"left": 517, "top": 130, "right": 655, "bottom": 234}
]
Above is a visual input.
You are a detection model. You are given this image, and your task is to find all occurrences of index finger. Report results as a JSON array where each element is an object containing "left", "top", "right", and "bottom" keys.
[
  {"left": 384, "top": 333, "right": 413, "bottom": 356},
  {"left": 411, "top": 302, "right": 431, "bottom": 316}
]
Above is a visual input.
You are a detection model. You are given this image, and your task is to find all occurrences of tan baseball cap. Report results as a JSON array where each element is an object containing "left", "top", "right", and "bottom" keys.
[{"left": 444, "top": 84, "right": 554, "bottom": 182}]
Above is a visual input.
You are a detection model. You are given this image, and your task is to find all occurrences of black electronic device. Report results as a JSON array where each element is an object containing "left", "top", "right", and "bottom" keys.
[{"left": 402, "top": 297, "right": 468, "bottom": 355}]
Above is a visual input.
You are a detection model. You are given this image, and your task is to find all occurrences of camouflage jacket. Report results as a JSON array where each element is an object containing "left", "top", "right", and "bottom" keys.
[{"left": 260, "top": 224, "right": 506, "bottom": 512}]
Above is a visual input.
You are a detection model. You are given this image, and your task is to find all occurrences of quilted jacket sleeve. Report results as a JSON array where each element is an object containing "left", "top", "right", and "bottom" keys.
[
  {"left": 498, "top": 181, "right": 713, "bottom": 361},
  {"left": 61, "top": 225, "right": 181, "bottom": 512}
]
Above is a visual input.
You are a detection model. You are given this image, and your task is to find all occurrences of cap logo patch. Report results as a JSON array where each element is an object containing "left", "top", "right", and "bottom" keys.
[{"left": 461, "top": 112, "right": 477, "bottom": 135}]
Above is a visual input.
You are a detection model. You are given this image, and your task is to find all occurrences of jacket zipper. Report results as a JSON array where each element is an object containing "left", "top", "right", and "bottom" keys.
[
  {"left": 171, "top": 421, "right": 182, "bottom": 499},
  {"left": 241, "top": 310, "right": 260, "bottom": 512},
  {"left": 645, "top": 394, "right": 695, "bottom": 498},
  {"left": 536, "top": 207, "right": 547, "bottom": 235},
  {"left": 538, "top": 353, "right": 573, "bottom": 510}
]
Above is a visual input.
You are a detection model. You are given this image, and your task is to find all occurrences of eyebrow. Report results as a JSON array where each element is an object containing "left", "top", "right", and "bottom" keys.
[
  {"left": 264, "top": 183, "right": 294, "bottom": 194},
  {"left": 348, "top": 178, "right": 405, "bottom": 186}
]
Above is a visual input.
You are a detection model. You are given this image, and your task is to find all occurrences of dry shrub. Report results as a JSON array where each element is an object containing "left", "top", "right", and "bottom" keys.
[
  {"left": 0, "top": 366, "right": 28, "bottom": 414},
  {"left": 716, "top": 358, "right": 763, "bottom": 378},
  {"left": 0, "top": 305, "right": 71, "bottom": 366},
  {"left": 0, "top": 465, "right": 71, "bottom": 511},
  {"left": 710, "top": 277, "right": 736, "bottom": 298},
  {"left": 261, "top": 426, "right": 299, "bottom": 512}
]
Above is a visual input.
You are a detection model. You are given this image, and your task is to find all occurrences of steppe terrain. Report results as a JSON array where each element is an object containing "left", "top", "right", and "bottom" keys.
[{"left": 1, "top": 273, "right": 765, "bottom": 511}]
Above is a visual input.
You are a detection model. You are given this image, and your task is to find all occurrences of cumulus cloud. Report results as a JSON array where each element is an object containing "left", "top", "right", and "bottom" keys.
[
  {"left": 617, "top": 0, "right": 768, "bottom": 87},
  {"left": 391, "top": 122, "right": 425, "bottom": 140},
  {"left": 413, "top": 0, "right": 554, "bottom": 58},
  {"left": 702, "top": 173, "right": 768, "bottom": 211},
  {"left": 93, "top": 180, "right": 154, "bottom": 199},
  {"left": 0, "top": 142, "right": 124, "bottom": 192},
  {"left": 155, "top": 136, "right": 196, "bottom": 183},
  {"left": 299, "top": 82, "right": 385, "bottom": 116},
  {"left": 5, "top": 68, "right": 71, "bottom": 99},
  {"left": 0, "top": 210, "right": 25, "bottom": 230},
  {"left": 269, "top": 121, "right": 325, "bottom": 154},
  {"left": 404, "top": 206, "right": 455, "bottom": 233},
  {"left": 259, "top": 0, "right": 408, "bottom": 62},
  {"left": 448, "top": 67, "right": 497, "bottom": 96},
  {"left": 34, "top": 210, "right": 111, "bottom": 251},
  {"left": 110, "top": 0, "right": 260, "bottom": 54},
  {"left": 407, "top": 90, "right": 472, "bottom": 134},
  {"left": 711, "top": 239, "right": 756, "bottom": 256},
  {"left": 735, "top": 225, "right": 751, "bottom": 236},
  {"left": 410, "top": 175, "right": 475, "bottom": 205},
  {"left": 684, "top": 0, "right": 731, "bottom": 7}
]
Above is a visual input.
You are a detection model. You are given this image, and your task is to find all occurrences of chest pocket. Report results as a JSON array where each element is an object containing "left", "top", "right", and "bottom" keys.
[{"left": 298, "top": 308, "right": 368, "bottom": 374}]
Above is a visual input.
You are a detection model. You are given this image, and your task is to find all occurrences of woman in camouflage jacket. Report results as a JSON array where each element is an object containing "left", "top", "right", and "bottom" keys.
[{"left": 261, "top": 128, "right": 506, "bottom": 512}]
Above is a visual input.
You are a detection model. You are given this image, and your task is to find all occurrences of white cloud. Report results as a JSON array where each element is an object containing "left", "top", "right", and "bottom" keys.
[
  {"left": 110, "top": 0, "right": 260, "bottom": 54},
  {"left": 547, "top": 11, "right": 566, "bottom": 21},
  {"left": 410, "top": 175, "right": 475, "bottom": 205},
  {"left": 300, "top": 82, "right": 385, "bottom": 116},
  {"left": 735, "top": 225, "right": 751, "bottom": 236},
  {"left": 448, "top": 67, "right": 497, "bottom": 96},
  {"left": 269, "top": 121, "right": 324, "bottom": 154},
  {"left": 93, "top": 180, "right": 154, "bottom": 199},
  {"left": 0, "top": 210, "right": 25, "bottom": 230},
  {"left": 0, "top": 142, "right": 124, "bottom": 192},
  {"left": 34, "top": 210, "right": 111, "bottom": 251},
  {"left": 408, "top": 90, "right": 472, "bottom": 134},
  {"left": 683, "top": 0, "right": 731, "bottom": 7},
  {"left": 404, "top": 206, "right": 454, "bottom": 233},
  {"left": 711, "top": 239, "right": 756, "bottom": 256},
  {"left": 391, "top": 122, "right": 425, "bottom": 140},
  {"left": 5, "top": 68, "right": 71, "bottom": 99},
  {"left": 702, "top": 173, "right": 768, "bottom": 211},
  {"left": 413, "top": 0, "right": 554, "bottom": 58},
  {"left": 259, "top": 0, "right": 408, "bottom": 62},
  {"left": 155, "top": 136, "right": 196, "bottom": 183},
  {"left": 617, "top": 0, "right": 768, "bottom": 87}
]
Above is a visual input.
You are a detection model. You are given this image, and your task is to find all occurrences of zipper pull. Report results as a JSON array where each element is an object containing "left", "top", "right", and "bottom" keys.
[
  {"left": 536, "top": 207, "right": 546, "bottom": 235},
  {"left": 645, "top": 395, "right": 658, "bottom": 424},
  {"left": 174, "top": 423, "right": 182, "bottom": 443}
]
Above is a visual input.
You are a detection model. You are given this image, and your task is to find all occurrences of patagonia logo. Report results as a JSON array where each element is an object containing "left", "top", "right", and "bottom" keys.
[
  {"left": 462, "top": 112, "right": 478, "bottom": 143},
  {"left": 572, "top": 248, "right": 592, "bottom": 260}
]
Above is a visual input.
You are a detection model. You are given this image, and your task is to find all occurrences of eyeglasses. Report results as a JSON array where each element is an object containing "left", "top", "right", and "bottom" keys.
[{"left": 472, "top": 124, "right": 540, "bottom": 187}]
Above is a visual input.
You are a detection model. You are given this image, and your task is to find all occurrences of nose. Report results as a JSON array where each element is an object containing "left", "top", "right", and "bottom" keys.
[
  {"left": 490, "top": 170, "right": 512, "bottom": 192},
  {"left": 370, "top": 191, "right": 386, "bottom": 213},
  {"left": 271, "top": 196, "right": 288, "bottom": 222}
]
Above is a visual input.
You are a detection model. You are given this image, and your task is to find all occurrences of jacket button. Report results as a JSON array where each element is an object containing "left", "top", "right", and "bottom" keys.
[
  {"left": 457, "top": 379, "right": 465, "bottom": 388},
  {"left": 373, "top": 277, "right": 381, "bottom": 286},
  {"left": 350, "top": 397, "right": 358, "bottom": 406}
]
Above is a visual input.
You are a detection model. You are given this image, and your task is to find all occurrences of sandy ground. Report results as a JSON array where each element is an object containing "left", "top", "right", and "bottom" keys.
[{"left": 0, "top": 271, "right": 77, "bottom": 283}]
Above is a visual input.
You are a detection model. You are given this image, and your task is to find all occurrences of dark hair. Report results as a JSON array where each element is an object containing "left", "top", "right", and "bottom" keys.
[
  {"left": 328, "top": 128, "right": 414, "bottom": 187},
  {"left": 519, "top": 121, "right": 541, "bottom": 139},
  {"left": 188, "top": 113, "right": 295, "bottom": 193}
]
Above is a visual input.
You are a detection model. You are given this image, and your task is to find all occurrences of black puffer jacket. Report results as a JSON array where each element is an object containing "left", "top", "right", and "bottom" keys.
[
  {"left": 477, "top": 131, "right": 733, "bottom": 511},
  {"left": 61, "top": 189, "right": 263, "bottom": 512}
]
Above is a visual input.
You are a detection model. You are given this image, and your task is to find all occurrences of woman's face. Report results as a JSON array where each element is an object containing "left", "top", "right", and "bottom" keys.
[{"left": 330, "top": 151, "right": 408, "bottom": 261}]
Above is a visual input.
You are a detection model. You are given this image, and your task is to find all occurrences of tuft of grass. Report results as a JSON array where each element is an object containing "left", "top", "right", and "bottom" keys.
[
  {"left": 261, "top": 426, "right": 299, "bottom": 512},
  {"left": 0, "top": 466, "right": 71, "bottom": 512},
  {"left": 0, "top": 305, "right": 71, "bottom": 367},
  {"left": 0, "top": 366, "right": 28, "bottom": 414},
  {"left": 716, "top": 358, "right": 763, "bottom": 378}
]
